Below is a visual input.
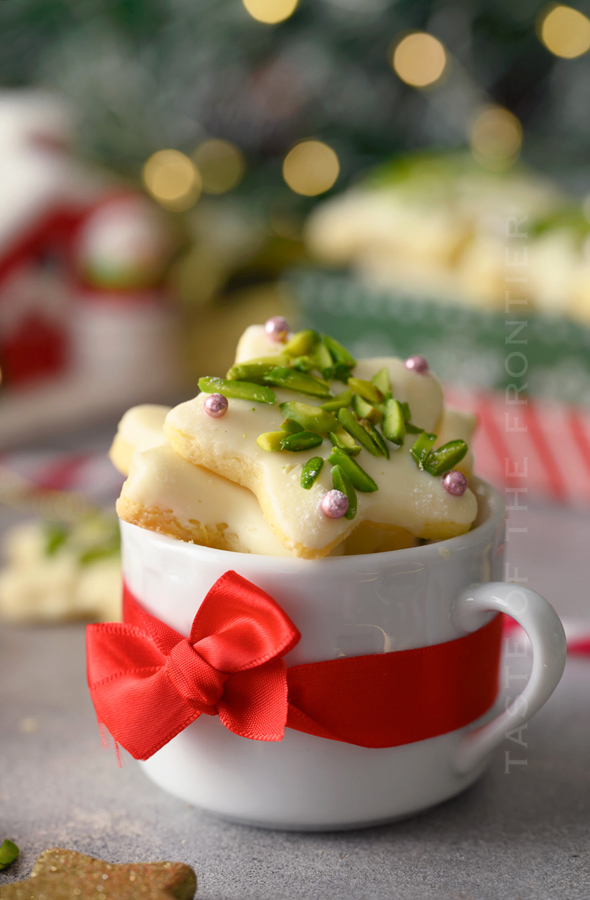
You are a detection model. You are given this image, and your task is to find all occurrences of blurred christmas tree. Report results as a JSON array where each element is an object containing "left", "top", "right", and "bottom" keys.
[
  {"left": 1, "top": 0, "right": 589, "bottom": 215},
  {"left": 2, "top": 0, "right": 590, "bottom": 387}
]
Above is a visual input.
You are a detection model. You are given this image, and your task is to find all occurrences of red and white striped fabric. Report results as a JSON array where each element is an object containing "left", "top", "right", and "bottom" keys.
[{"left": 446, "top": 387, "right": 590, "bottom": 508}]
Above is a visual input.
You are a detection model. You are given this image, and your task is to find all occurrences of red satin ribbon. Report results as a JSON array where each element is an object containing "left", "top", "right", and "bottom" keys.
[
  {"left": 87, "top": 573, "right": 300, "bottom": 759},
  {"left": 87, "top": 573, "right": 502, "bottom": 760}
]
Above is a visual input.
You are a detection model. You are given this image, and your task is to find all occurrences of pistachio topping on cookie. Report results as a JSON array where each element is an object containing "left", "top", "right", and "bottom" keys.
[
  {"left": 197, "top": 326, "right": 469, "bottom": 496},
  {"left": 164, "top": 324, "right": 478, "bottom": 558}
]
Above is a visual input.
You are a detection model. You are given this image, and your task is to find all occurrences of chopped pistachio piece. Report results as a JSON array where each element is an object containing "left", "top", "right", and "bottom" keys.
[
  {"left": 284, "top": 329, "right": 321, "bottom": 357},
  {"left": 0, "top": 840, "right": 19, "bottom": 871},
  {"left": 227, "top": 354, "right": 288, "bottom": 382},
  {"left": 382, "top": 398, "right": 406, "bottom": 446},
  {"left": 329, "top": 427, "right": 361, "bottom": 456},
  {"left": 338, "top": 408, "right": 382, "bottom": 457},
  {"left": 263, "top": 367, "right": 331, "bottom": 398},
  {"left": 227, "top": 362, "right": 282, "bottom": 383},
  {"left": 329, "top": 362, "right": 355, "bottom": 383},
  {"left": 291, "top": 355, "right": 314, "bottom": 372},
  {"left": 280, "top": 431, "right": 323, "bottom": 452},
  {"left": 400, "top": 401, "right": 411, "bottom": 422},
  {"left": 352, "top": 393, "right": 383, "bottom": 424},
  {"left": 359, "top": 418, "right": 389, "bottom": 459},
  {"left": 44, "top": 522, "right": 69, "bottom": 556},
  {"left": 199, "top": 376, "right": 276, "bottom": 405},
  {"left": 246, "top": 354, "right": 290, "bottom": 366},
  {"left": 279, "top": 401, "right": 338, "bottom": 433},
  {"left": 310, "top": 339, "right": 334, "bottom": 376},
  {"left": 320, "top": 389, "right": 354, "bottom": 412},
  {"left": 322, "top": 334, "right": 356, "bottom": 368},
  {"left": 78, "top": 543, "right": 120, "bottom": 566},
  {"left": 328, "top": 447, "right": 378, "bottom": 493},
  {"left": 410, "top": 431, "right": 437, "bottom": 469},
  {"left": 280, "top": 418, "right": 305, "bottom": 434},
  {"left": 300, "top": 456, "right": 324, "bottom": 489},
  {"left": 331, "top": 464, "right": 357, "bottom": 520},
  {"left": 424, "top": 439, "right": 468, "bottom": 476},
  {"left": 372, "top": 367, "right": 392, "bottom": 400},
  {"left": 348, "top": 377, "right": 384, "bottom": 405},
  {"left": 257, "top": 431, "right": 285, "bottom": 452}
]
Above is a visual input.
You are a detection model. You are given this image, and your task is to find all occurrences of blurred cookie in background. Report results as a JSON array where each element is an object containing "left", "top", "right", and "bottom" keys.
[{"left": 0, "top": 512, "right": 121, "bottom": 623}]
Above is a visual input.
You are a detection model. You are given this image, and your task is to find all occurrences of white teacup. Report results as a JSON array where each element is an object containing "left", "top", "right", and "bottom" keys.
[{"left": 120, "top": 479, "right": 566, "bottom": 831}]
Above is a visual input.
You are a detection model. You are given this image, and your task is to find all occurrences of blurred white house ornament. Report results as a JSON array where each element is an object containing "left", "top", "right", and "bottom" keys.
[
  {"left": 0, "top": 90, "right": 181, "bottom": 448},
  {"left": 77, "top": 194, "right": 173, "bottom": 290}
]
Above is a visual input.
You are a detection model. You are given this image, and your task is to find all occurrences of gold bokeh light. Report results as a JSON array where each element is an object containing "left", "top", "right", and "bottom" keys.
[
  {"left": 242, "top": 0, "right": 298, "bottom": 24},
  {"left": 392, "top": 32, "right": 447, "bottom": 88},
  {"left": 539, "top": 4, "right": 590, "bottom": 58},
  {"left": 282, "top": 140, "right": 340, "bottom": 197},
  {"left": 470, "top": 106, "right": 523, "bottom": 171},
  {"left": 193, "top": 139, "right": 245, "bottom": 194},
  {"left": 143, "top": 150, "right": 201, "bottom": 211}
]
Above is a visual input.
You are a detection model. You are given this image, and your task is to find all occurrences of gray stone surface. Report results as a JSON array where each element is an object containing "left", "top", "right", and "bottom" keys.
[
  {"left": 0, "top": 428, "right": 589, "bottom": 899},
  {"left": 0, "top": 621, "right": 588, "bottom": 900}
]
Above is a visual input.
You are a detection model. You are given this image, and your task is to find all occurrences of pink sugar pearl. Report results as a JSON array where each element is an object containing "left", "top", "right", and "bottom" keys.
[
  {"left": 442, "top": 470, "right": 468, "bottom": 496},
  {"left": 265, "top": 316, "right": 289, "bottom": 342},
  {"left": 405, "top": 355, "right": 429, "bottom": 374},
  {"left": 321, "top": 490, "right": 349, "bottom": 519},
  {"left": 204, "top": 393, "right": 228, "bottom": 418}
]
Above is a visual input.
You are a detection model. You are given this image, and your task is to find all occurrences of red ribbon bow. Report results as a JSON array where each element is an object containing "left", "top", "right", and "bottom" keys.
[
  {"left": 88, "top": 574, "right": 504, "bottom": 760},
  {"left": 87, "top": 572, "right": 300, "bottom": 760}
]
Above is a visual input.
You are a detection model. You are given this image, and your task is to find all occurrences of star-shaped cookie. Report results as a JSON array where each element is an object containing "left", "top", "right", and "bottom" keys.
[
  {"left": 111, "top": 405, "right": 296, "bottom": 556},
  {"left": 0, "top": 848, "right": 196, "bottom": 899},
  {"left": 165, "top": 325, "right": 477, "bottom": 559},
  {"left": 111, "top": 407, "right": 418, "bottom": 555}
]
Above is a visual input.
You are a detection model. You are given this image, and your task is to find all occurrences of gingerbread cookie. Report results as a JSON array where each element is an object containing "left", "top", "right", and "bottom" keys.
[{"left": 0, "top": 847, "right": 196, "bottom": 899}]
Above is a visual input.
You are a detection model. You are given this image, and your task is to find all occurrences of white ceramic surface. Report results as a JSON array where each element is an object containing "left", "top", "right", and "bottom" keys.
[{"left": 120, "top": 479, "right": 566, "bottom": 831}]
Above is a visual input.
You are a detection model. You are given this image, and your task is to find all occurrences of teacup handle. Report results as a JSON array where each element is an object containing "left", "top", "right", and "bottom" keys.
[{"left": 452, "top": 583, "right": 566, "bottom": 774}]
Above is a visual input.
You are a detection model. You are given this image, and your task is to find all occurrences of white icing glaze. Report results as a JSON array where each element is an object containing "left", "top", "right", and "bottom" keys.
[
  {"left": 235, "top": 324, "right": 287, "bottom": 364},
  {"left": 121, "top": 444, "right": 293, "bottom": 557},
  {"left": 236, "top": 325, "right": 443, "bottom": 431},
  {"left": 165, "top": 327, "right": 477, "bottom": 558},
  {"left": 110, "top": 404, "right": 169, "bottom": 475},
  {"left": 117, "top": 404, "right": 169, "bottom": 448}
]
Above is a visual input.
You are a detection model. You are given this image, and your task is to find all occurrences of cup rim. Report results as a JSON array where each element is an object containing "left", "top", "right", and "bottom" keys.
[{"left": 120, "top": 477, "right": 505, "bottom": 571}]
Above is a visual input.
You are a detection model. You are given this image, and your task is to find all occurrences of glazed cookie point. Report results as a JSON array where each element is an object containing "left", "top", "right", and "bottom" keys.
[
  {"left": 265, "top": 316, "right": 290, "bottom": 342},
  {"left": 109, "top": 404, "right": 169, "bottom": 475}
]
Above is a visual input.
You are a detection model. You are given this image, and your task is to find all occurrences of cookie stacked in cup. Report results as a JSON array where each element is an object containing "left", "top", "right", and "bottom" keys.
[{"left": 112, "top": 321, "right": 477, "bottom": 559}]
